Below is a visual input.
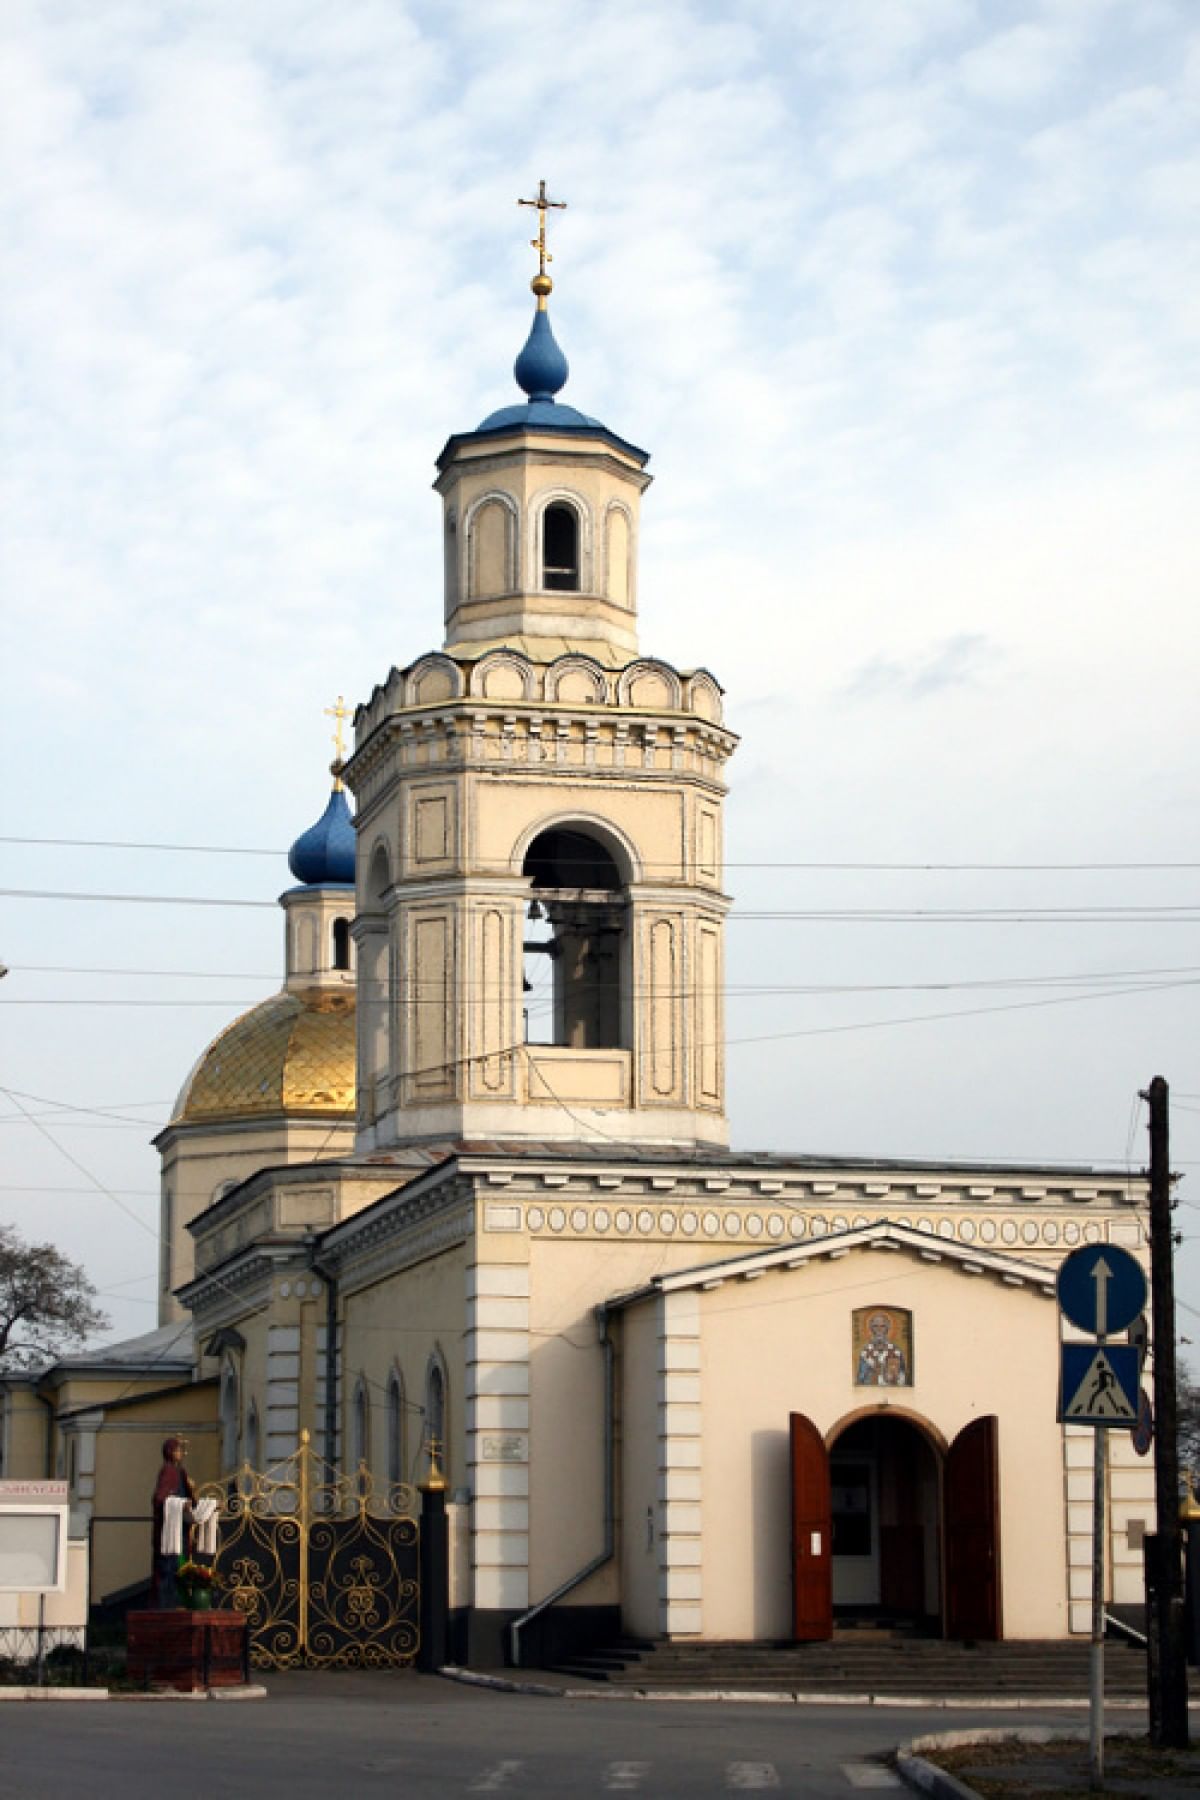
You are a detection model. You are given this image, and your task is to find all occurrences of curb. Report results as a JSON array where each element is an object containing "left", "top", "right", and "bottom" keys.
[
  {"left": 440, "top": 1666, "right": 565, "bottom": 1699},
  {"left": 107, "top": 1684, "right": 269, "bottom": 1703},
  {"left": 896, "top": 1751, "right": 982, "bottom": 1799},
  {"left": 0, "top": 1688, "right": 110, "bottom": 1702},
  {"left": 438, "top": 1667, "right": 1162, "bottom": 1709}
]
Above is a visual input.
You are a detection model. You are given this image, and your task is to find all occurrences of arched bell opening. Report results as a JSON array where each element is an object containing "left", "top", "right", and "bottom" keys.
[
  {"left": 521, "top": 827, "right": 627, "bottom": 1050},
  {"left": 542, "top": 502, "right": 580, "bottom": 592},
  {"left": 827, "top": 1413, "right": 943, "bottom": 1636}
]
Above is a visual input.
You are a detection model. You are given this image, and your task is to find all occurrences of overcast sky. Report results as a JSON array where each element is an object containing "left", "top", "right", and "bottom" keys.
[{"left": 3, "top": 0, "right": 1199, "bottom": 1352}]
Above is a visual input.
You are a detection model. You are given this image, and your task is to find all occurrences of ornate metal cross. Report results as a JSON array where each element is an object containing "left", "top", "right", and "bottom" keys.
[
  {"left": 324, "top": 695, "right": 350, "bottom": 784},
  {"left": 518, "top": 179, "right": 567, "bottom": 279}
]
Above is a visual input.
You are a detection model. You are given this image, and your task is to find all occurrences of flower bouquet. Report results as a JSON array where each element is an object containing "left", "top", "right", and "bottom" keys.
[{"left": 176, "top": 1560, "right": 223, "bottom": 1612}]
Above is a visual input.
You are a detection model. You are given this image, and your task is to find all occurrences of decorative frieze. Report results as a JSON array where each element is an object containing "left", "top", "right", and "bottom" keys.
[{"left": 479, "top": 1193, "right": 1132, "bottom": 1257}]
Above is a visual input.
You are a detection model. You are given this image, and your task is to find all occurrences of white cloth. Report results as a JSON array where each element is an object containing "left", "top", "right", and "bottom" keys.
[
  {"left": 191, "top": 1495, "right": 220, "bottom": 1556},
  {"left": 160, "top": 1493, "right": 220, "bottom": 1557},
  {"left": 161, "top": 1494, "right": 188, "bottom": 1556}
]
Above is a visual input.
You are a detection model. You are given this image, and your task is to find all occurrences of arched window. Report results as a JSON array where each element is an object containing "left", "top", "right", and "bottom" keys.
[
  {"left": 332, "top": 916, "right": 351, "bottom": 971},
  {"left": 221, "top": 1360, "right": 240, "bottom": 1471},
  {"left": 542, "top": 504, "right": 579, "bottom": 591},
  {"left": 387, "top": 1370, "right": 405, "bottom": 1486},
  {"left": 245, "top": 1401, "right": 260, "bottom": 1470},
  {"left": 424, "top": 1354, "right": 447, "bottom": 1474},
  {"left": 352, "top": 1378, "right": 370, "bottom": 1472},
  {"left": 365, "top": 844, "right": 392, "bottom": 909},
  {"left": 522, "top": 827, "right": 625, "bottom": 1049}
]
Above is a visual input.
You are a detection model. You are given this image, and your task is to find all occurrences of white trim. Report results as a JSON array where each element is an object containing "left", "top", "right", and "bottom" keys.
[{"left": 608, "top": 1220, "right": 1059, "bottom": 1310}]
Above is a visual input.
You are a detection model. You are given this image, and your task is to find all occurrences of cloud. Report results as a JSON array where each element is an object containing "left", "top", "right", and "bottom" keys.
[{"left": 843, "top": 632, "right": 999, "bottom": 701}]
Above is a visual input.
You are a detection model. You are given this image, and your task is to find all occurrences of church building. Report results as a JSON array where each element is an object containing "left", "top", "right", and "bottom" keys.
[{"left": 3, "top": 199, "right": 1157, "bottom": 1665}]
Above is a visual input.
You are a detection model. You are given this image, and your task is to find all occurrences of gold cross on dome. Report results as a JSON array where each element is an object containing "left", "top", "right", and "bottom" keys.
[
  {"left": 324, "top": 695, "right": 350, "bottom": 787},
  {"left": 518, "top": 178, "right": 566, "bottom": 281}
]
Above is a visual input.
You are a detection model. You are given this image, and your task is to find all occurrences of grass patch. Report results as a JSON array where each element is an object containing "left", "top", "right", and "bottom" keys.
[{"left": 927, "top": 1734, "right": 1200, "bottom": 1798}]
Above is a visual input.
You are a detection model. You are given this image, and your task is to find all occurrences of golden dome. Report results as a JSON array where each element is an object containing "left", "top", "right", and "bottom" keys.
[{"left": 171, "top": 987, "right": 356, "bottom": 1126}]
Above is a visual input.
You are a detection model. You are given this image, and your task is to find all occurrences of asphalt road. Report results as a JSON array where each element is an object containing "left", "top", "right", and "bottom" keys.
[{"left": 0, "top": 1674, "right": 1105, "bottom": 1799}]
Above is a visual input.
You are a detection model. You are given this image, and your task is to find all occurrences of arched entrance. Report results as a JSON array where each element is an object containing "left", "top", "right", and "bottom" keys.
[
  {"left": 789, "top": 1411, "right": 1001, "bottom": 1642},
  {"left": 829, "top": 1414, "right": 941, "bottom": 1632}
]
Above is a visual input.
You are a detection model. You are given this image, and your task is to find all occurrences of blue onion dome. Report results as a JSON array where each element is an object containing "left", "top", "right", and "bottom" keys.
[
  {"left": 287, "top": 786, "right": 355, "bottom": 887},
  {"left": 514, "top": 308, "right": 569, "bottom": 401},
  {"left": 475, "top": 300, "right": 606, "bottom": 435}
]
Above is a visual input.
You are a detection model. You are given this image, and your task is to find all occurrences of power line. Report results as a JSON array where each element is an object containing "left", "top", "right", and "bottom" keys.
[
  {"left": 6, "top": 833, "right": 1200, "bottom": 872},
  {"left": 6, "top": 883, "right": 1200, "bottom": 922},
  {"left": 8, "top": 959, "right": 1200, "bottom": 992},
  {"left": 0, "top": 1087, "right": 170, "bottom": 1124},
  {"left": 10, "top": 965, "right": 280, "bottom": 981},
  {"left": 5, "top": 967, "right": 1200, "bottom": 1011},
  {"left": 0, "top": 887, "right": 276, "bottom": 909},
  {"left": 0, "top": 1184, "right": 159, "bottom": 1195}
]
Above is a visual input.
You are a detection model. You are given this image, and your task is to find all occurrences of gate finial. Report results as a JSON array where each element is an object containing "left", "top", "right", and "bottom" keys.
[{"left": 421, "top": 1433, "right": 446, "bottom": 1493}]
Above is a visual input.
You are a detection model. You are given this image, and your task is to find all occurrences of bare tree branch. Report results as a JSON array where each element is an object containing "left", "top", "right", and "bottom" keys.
[{"left": 0, "top": 1224, "right": 108, "bottom": 1372}]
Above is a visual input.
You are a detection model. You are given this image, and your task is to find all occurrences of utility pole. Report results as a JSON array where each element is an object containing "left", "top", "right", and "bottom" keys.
[{"left": 1145, "top": 1074, "right": 1189, "bottom": 1747}]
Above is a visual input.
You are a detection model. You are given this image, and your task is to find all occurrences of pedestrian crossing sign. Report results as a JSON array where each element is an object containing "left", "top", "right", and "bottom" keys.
[{"left": 1058, "top": 1344, "right": 1141, "bottom": 1425}]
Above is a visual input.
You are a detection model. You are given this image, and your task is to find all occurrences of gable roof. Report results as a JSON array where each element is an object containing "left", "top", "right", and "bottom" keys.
[{"left": 603, "top": 1219, "right": 1058, "bottom": 1312}]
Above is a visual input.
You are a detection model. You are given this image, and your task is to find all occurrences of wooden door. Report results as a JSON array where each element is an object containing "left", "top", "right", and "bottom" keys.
[
  {"left": 945, "top": 1415, "right": 1001, "bottom": 1640},
  {"left": 790, "top": 1412, "right": 832, "bottom": 1641}
]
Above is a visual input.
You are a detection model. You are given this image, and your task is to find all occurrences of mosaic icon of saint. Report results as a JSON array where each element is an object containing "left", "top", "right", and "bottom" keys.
[{"left": 856, "top": 1310, "right": 909, "bottom": 1387}]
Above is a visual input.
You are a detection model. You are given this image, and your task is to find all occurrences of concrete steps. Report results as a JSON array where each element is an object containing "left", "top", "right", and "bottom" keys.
[{"left": 549, "top": 1637, "right": 1169, "bottom": 1697}]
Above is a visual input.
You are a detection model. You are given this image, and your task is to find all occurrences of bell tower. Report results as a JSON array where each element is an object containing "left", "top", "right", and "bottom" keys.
[{"left": 346, "top": 189, "right": 737, "bottom": 1152}]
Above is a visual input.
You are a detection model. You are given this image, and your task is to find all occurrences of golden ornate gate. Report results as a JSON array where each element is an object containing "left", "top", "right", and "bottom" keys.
[{"left": 201, "top": 1430, "right": 420, "bottom": 1668}]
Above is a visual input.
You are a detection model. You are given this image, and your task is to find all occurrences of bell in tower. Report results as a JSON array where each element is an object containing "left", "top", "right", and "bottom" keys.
[{"left": 345, "top": 186, "right": 737, "bottom": 1154}]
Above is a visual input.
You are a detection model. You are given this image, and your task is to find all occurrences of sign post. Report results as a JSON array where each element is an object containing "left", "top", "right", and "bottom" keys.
[{"left": 1056, "top": 1243, "right": 1148, "bottom": 1792}]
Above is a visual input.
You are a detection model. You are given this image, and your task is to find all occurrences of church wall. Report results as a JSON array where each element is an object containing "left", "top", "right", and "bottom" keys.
[
  {"left": 523, "top": 1232, "right": 756, "bottom": 1612},
  {"left": 0, "top": 1384, "right": 48, "bottom": 1480},
  {"left": 339, "top": 1242, "right": 468, "bottom": 1493},
  {"left": 480, "top": 1184, "right": 1148, "bottom": 1643},
  {"left": 224, "top": 1303, "right": 272, "bottom": 1471},
  {"left": 688, "top": 1252, "right": 1068, "bottom": 1641}
]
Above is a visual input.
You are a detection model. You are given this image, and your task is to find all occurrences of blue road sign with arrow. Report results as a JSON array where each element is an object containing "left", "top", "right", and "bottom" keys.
[
  {"left": 1059, "top": 1343, "right": 1141, "bottom": 1424},
  {"left": 1056, "top": 1244, "right": 1147, "bottom": 1338}
]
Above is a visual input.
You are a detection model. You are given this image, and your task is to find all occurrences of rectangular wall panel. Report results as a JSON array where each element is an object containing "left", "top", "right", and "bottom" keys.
[
  {"left": 471, "top": 905, "right": 516, "bottom": 1097},
  {"left": 411, "top": 913, "right": 453, "bottom": 1096},
  {"left": 697, "top": 922, "right": 722, "bottom": 1106},
  {"left": 647, "top": 916, "right": 681, "bottom": 1100}
]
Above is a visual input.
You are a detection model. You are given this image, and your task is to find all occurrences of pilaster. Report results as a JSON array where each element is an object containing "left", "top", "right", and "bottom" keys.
[
  {"left": 656, "top": 1288, "right": 703, "bottom": 1636},
  {"left": 466, "top": 1261, "right": 531, "bottom": 1612}
]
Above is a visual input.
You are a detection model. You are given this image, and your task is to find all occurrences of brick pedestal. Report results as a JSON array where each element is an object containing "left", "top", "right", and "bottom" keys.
[{"left": 126, "top": 1610, "right": 248, "bottom": 1691}]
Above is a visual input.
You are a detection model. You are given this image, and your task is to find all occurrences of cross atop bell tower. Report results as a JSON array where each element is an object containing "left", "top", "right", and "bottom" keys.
[
  {"left": 433, "top": 185, "right": 651, "bottom": 665},
  {"left": 518, "top": 178, "right": 566, "bottom": 308}
]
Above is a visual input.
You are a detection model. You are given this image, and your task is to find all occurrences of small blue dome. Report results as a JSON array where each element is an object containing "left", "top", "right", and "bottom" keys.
[
  {"left": 474, "top": 302, "right": 608, "bottom": 436},
  {"left": 476, "top": 398, "right": 606, "bottom": 433},
  {"left": 288, "top": 787, "right": 355, "bottom": 887},
  {"left": 514, "top": 308, "right": 569, "bottom": 402}
]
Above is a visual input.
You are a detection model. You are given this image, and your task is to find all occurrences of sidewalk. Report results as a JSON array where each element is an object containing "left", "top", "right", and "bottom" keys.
[{"left": 901, "top": 1727, "right": 1200, "bottom": 1799}]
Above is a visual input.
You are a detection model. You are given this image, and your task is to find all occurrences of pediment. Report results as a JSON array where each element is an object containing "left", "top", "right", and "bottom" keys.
[{"left": 606, "top": 1219, "right": 1057, "bottom": 1311}]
